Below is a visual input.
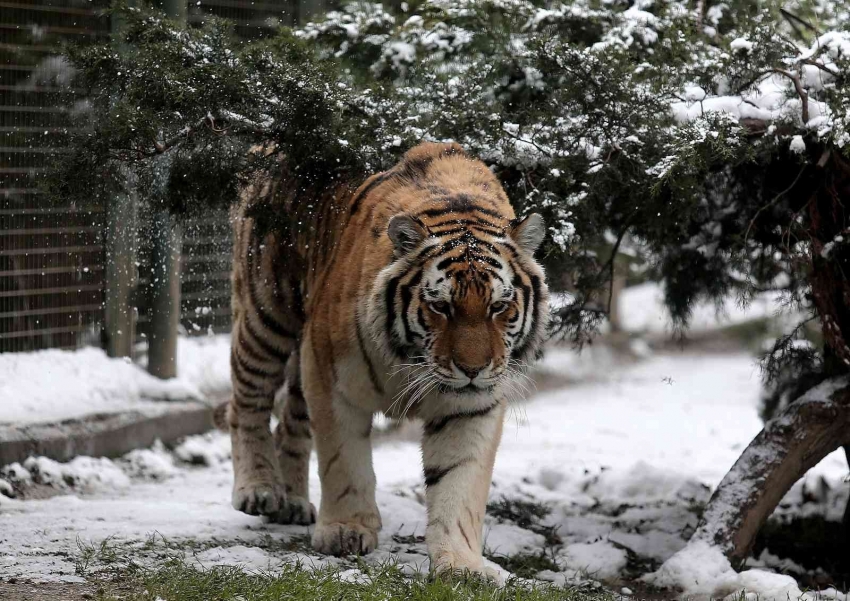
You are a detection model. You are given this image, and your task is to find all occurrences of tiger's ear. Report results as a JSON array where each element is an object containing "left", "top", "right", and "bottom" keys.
[
  {"left": 510, "top": 213, "right": 546, "bottom": 254},
  {"left": 388, "top": 214, "right": 427, "bottom": 256}
]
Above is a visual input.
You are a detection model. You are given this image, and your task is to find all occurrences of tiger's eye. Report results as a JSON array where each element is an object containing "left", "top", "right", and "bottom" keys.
[{"left": 491, "top": 301, "right": 508, "bottom": 314}]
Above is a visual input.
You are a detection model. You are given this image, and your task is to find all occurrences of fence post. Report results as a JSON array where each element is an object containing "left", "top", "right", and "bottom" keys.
[
  {"left": 104, "top": 192, "right": 137, "bottom": 358},
  {"left": 148, "top": 211, "right": 182, "bottom": 378},
  {"left": 103, "top": 10, "right": 138, "bottom": 359},
  {"left": 147, "top": 0, "right": 186, "bottom": 379}
]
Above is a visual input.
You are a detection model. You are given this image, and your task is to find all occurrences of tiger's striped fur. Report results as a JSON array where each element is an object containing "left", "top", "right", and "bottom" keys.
[{"left": 227, "top": 141, "right": 549, "bottom": 578}]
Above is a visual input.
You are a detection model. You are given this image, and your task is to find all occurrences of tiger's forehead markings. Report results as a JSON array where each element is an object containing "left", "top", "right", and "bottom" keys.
[
  {"left": 421, "top": 238, "right": 514, "bottom": 304},
  {"left": 453, "top": 271, "right": 492, "bottom": 302},
  {"left": 411, "top": 183, "right": 517, "bottom": 305},
  {"left": 417, "top": 193, "right": 502, "bottom": 219},
  {"left": 434, "top": 238, "right": 501, "bottom": 271}
]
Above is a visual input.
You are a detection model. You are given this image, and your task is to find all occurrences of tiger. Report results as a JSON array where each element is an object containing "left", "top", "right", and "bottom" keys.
[{"left": 227, "top": 141, "right": 549, "bottom": 578}]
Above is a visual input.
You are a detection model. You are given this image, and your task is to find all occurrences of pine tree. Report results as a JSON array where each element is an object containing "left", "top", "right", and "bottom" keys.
[{"left": 46, "top": 0, "right": 850, "bottom": 568}]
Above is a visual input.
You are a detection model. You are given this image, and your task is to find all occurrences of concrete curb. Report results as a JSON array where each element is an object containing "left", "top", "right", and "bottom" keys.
[{"left": 0, "top": 401, "right": 216, "bottom": 466}]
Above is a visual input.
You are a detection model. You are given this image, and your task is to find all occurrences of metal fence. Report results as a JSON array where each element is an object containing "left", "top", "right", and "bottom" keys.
[
  {"left": 0, "top": 0, "right": 328, "bottom": 355},
  {"left": 1, "top": 0, "right": 111, "bottom": 353}
]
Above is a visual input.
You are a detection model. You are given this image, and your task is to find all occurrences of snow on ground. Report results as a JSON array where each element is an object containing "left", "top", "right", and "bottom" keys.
[
  {"left": 0, "top": 335, "right": 230, "bottom": 425},
  {"left": 1, "top": 349, "right": 848, "bottom": 598},
  {"left": 0, "top": 282, "right": 789, "bottom": 426},
  {"left": 0, "top": 287, "right": 841, "bottom": 597}
]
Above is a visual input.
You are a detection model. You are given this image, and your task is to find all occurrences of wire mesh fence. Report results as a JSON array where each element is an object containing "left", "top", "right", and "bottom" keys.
[
  {"left": 1, "top": 0, "right": 111, "bottom": 353},
  {"left": 1, "top": 0, "right": 327, "bottom": 354}
]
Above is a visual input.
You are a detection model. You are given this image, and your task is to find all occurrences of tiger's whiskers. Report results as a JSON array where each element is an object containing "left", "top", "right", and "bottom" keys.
[
  {"left": 498, "top": 359, "right": 536, "bottom": 428},
  {"left": 387, "top": 360, "right": 438, "bottom": 418}
]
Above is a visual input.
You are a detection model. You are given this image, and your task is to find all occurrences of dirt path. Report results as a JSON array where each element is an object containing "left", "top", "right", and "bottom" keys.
[{"left": 0, "top": 581, "right": 97, "bottom": 600}]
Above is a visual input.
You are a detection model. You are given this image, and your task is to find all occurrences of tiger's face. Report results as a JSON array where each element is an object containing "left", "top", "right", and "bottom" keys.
[
  {"left": 418, "top": 257, "right": 522, "bottom": 392},
  {"left": 370, "top": 212, "right": 549, "bottom": 396}
]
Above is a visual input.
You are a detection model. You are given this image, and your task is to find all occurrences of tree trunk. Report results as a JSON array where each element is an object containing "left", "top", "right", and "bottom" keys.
[
  {"left": 146, "top": 0, "right": 185, "bottom": 379},
  {"left": 691, "top": 377, "right": 850, "bottom": 568},
  {"left": 104, "top": 191, "right": 138, "bottom": 359},
  {"left": 147, "top": 210, "right": 182, "bottom": 379},
  {"left": 843, "top": 445, "right": 850, "bottom": 544},
  {"left": 608, "top": 268, "right": 626, "bottom": 334}
]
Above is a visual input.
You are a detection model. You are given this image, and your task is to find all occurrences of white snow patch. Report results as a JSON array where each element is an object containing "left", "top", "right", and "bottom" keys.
[
  {"left": 175, "top": 431, "right": 232, "bottom": 465},
  {"left": 645, "top": 539, "right": 735, "bottom": 597},
  {"left": 193, "top": 545, "right": 282, "bottom": 572},
  {"left": 484, "top": 522, "right": 546, "bottom": 557},
  {"left": 789, "top": 135, "right": 806, "bottom": 154},
  {"left": 122, "top": 441, "right": 178, "bottom": 480},
  {"left": 647, "top": 539, "right": 817, "bottom": 601},
  {"left": 730, "top": 37, "right": 754, "bottom": 53},
  {"left": 0, "top": 335, "right": 231, "bottom": 425},
  {"left": 173, "top": 334, "right": 232, "bottom": 394},
  {"left": 671, "top": 71, "right": 829, "bottom": 128},
  {"left": 25, "top": 455, "right": 131, "bottom": 491},
  {"left": 562, "top": 540, "right": 627, "bottom": 580},
  {"left": 1, "top": 462, "right": 32, "bottom": 485}
]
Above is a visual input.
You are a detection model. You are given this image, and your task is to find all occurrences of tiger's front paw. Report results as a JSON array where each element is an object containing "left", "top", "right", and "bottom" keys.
[
  {"left": 432, "top": 552, "right": 505, "bottom": 585},
  {"left": 274, "top": 496, "right": 316, "bottom": 525},
  {"left": 312, "top": 521, "right": 378, "bottom": 556},
  {"left": 232, "top": 482, "right": 286, "bottom": 517}
]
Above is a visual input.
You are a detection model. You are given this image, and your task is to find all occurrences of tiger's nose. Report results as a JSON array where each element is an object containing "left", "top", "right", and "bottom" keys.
[{"left": 456, "top": 362, "right": 485, "bottom": 380}]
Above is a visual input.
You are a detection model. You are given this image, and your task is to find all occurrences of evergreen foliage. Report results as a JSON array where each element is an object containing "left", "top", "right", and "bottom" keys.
[{"left": 48, "top": 0, "right": 850, "bottom": 382}]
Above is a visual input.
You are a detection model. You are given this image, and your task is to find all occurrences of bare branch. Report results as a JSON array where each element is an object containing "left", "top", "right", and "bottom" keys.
[
  {"left": 603, "top": 217, "right": 635, "bottom": 315},
  {"left": 745, "top": 163, "right": 808, "bottom": 246},
  {"left": 500, "top": 124, "right": 553, "bottom": 159},
  {"left": 151, "top": 112, "right": 274, "bottom": 156},
  {"left": 780, "top": 8, "right": 817, "bottom": 33},
  {"left": 154, "top": 115, "right": 211, "bottom": 154},
  {"left": 733, "top": 69, "right": 774, "bottom": 96},
  {"left": 772, "top": 68, "right": 809, "bottom": 125},
  {"left": 735, "top": 60, "right": 828, "bottom": 124},
  {"left": 801, "top": 57, "right": 840, "bottom": 78}
]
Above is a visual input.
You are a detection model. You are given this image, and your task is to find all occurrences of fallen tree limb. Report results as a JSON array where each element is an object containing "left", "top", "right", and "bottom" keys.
[{"left": 691, "top": 377, "right": 850, "bottom": 568}]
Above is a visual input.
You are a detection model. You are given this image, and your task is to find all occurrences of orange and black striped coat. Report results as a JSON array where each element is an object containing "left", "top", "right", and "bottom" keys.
[{"left": 227, "top": 141, "right": 549, "bottom": 577}]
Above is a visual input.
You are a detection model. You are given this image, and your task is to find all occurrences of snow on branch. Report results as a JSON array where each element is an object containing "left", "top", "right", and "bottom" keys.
[{"left": 46, "top": 0, "right": 850, "bottom": 356}]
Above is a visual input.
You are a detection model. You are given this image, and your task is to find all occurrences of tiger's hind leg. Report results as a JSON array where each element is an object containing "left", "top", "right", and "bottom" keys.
[
  {"left": 273, "top": 352, "right": 316, "bottom": 524},
  {"left": 228, "top": 314, "right": 290, "bottom": 518}
]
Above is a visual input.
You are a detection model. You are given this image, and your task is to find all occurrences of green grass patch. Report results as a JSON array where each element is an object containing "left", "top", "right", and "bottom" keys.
[
  {"left": 486, "top": 496, "right": 562, "bottom": 548},
  {"left": 75, "top": 532, "right": 316, "bottom": 578},
  {"left": 487, "top": 552, "right": 561, "bottom": 580},
  {"left": 487, "top": 498, "right": 552, "bottom": 530},
  {"left": 74, "top": 531, "right": 614, "bottom": 601},
  {"left": 90, "top": 559, "right": 615, "bottom": 601},
  {"left": 484, "top": 497, "right": 565, "bottom": 581}
]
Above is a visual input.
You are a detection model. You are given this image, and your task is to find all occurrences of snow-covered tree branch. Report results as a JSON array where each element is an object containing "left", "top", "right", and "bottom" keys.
[{"left": 47, "top": 0, "right": 850, "bottom": 373}]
